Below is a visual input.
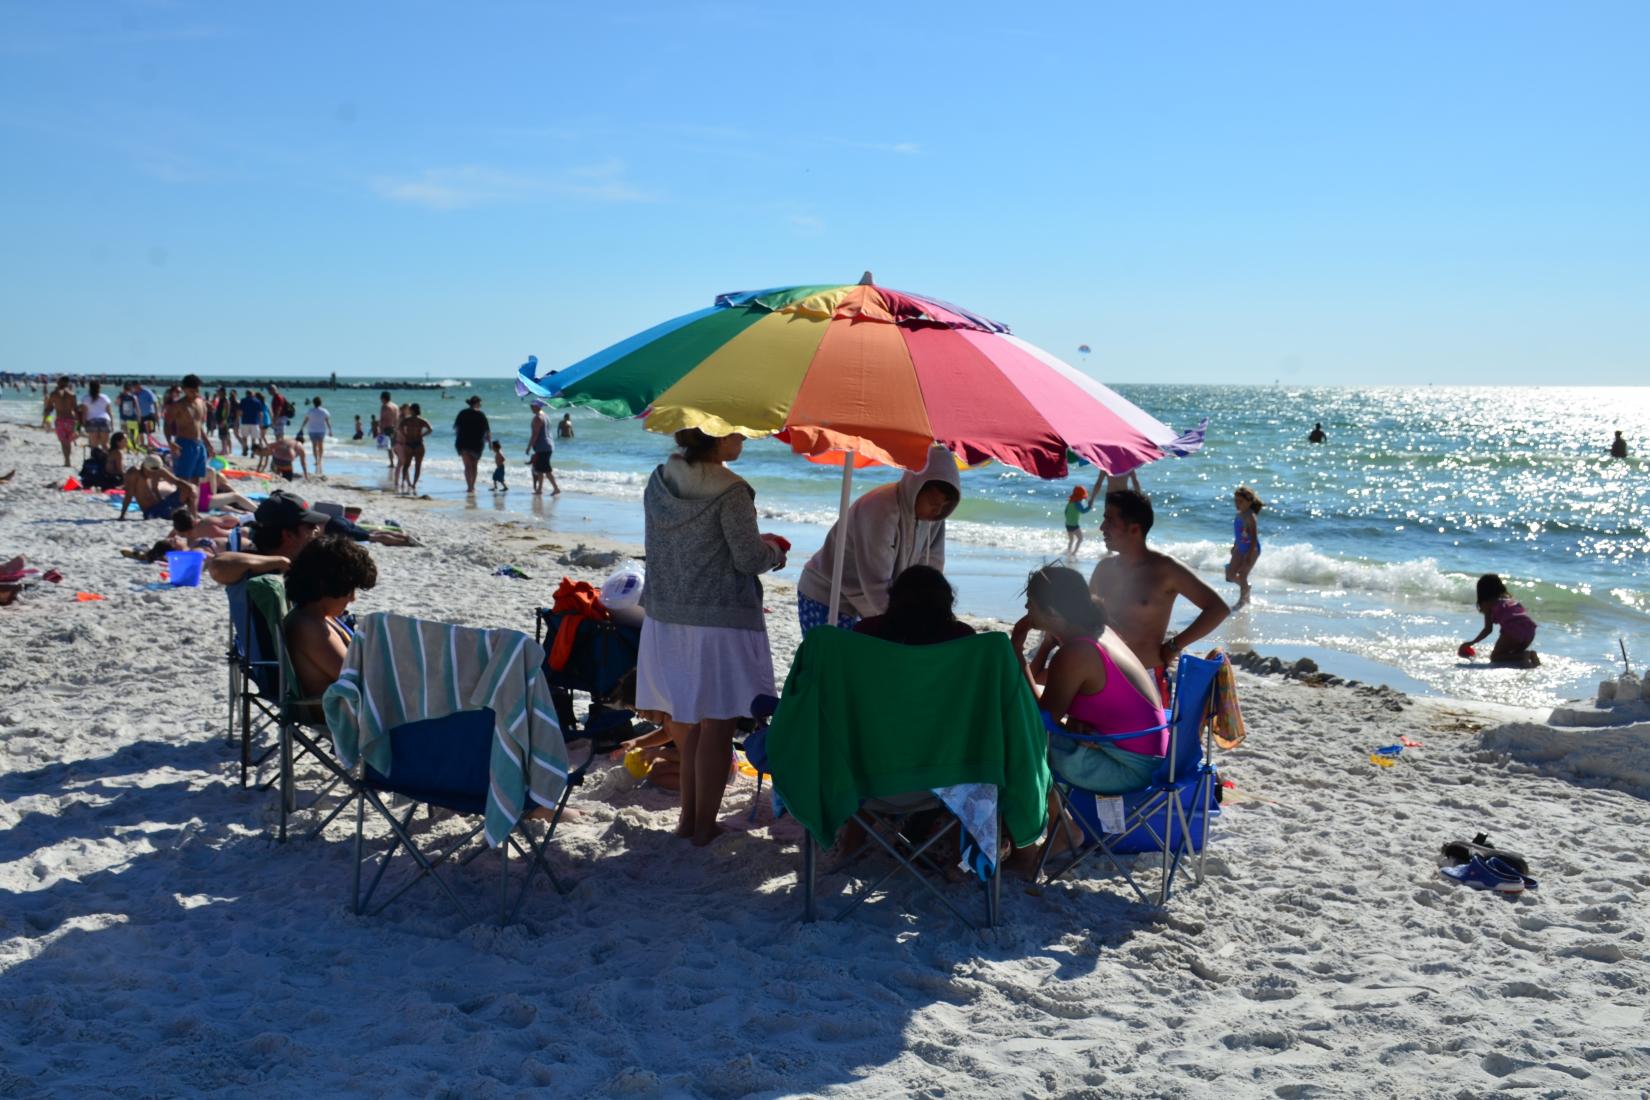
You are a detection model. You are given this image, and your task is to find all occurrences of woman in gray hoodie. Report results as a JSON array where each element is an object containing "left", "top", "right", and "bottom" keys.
[{"left": 637, "top": 428, "right": 788, "bottom": 846}]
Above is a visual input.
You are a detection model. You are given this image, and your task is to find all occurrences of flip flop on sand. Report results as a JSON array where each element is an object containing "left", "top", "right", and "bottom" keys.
[
  {"left": 1442, "top": 832, "right": 1529, "bottom": 878},
  {"left": 1440, "top": 855, "right": 1529, "bottom": 894}
]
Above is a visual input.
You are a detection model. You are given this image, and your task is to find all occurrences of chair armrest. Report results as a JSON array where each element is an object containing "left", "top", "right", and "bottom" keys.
[{"left": 1042, "top": 711, "right": 1168, "bottom": 747}]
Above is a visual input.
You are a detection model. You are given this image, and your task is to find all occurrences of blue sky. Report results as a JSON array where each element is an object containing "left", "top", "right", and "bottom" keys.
[{"left": 2, "top": 1, "right": 1646, "bottom": 384}]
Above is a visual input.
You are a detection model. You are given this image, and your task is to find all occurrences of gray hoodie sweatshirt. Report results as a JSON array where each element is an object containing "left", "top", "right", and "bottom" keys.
[
  {"left": 797, "top": 446, "right": 962, "bottom": 618},
  {"left": 641, "top": 456, "right": 781, "bottom": 631}
]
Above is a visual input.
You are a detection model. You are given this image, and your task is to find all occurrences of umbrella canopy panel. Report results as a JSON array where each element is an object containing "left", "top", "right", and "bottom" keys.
[{"left": 518, "top": 281, "right": 1192, "bottom": 477}]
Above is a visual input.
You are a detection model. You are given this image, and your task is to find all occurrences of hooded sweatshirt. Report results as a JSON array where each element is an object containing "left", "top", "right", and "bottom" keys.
[
  {"left": 797, "top": 446, "right": 961, "bottom": 618},
  {"left": 641, "top": 455, "right": 782, "bottom": 631}
]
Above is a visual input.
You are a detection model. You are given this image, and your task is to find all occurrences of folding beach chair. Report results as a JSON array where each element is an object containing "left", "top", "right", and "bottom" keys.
[
  {"left": 764, "top": 629, "right": 1049, "bottom": 932},
  {"left": 223, "top": 562, "right": 285, "bottom": 789},
  {"left": 328, "top": 614, "right": 573, "bottom": 925},
  {"left": 1035, "top": 652, "right": 1224, "bottom": 907},
  {"left": 263, "top": 603, "right": 358, "bottom": 845}
]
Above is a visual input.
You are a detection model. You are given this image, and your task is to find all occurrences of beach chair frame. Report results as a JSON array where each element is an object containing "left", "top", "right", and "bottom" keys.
[
  {"left": 801, "top": 798, "right": 1002, "bottom": 932},
  {"left": 224, "top": 580, "right": 282, "bottom": 789},
  {"left": 1035, "top": 653, "right": 1223, "bottom": 907},
  {"left": 342, "top": 709, "right": 576, "bottom": 926}
]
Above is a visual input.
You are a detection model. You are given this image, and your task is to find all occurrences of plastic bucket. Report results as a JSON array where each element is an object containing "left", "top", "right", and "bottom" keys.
[{"left": 165, "top": 550, "right": 205, "bottom": 587}]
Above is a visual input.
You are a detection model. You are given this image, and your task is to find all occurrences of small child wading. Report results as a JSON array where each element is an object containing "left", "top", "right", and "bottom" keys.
[
  {"left": 1063, "top": 486, "right": 1093, "bottom": 556},
  {"left": 1225, "top": 486, "right": 1263, "bottom": 608},
  {"left": 491, "top": 441, "right": 508, "bottom": 492},
  {"left": 1463, "top": 573, "right": 1540, "bottom": 667}
]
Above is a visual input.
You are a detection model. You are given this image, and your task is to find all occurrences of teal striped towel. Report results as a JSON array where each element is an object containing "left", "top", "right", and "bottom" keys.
[{"left": 323, "top": 612, "right": 568, "bottom": 847}]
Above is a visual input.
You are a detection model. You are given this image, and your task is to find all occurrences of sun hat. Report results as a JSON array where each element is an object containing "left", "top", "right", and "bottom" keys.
[{"left": 140, "top": 455, "right": 164, "bottom": 471}]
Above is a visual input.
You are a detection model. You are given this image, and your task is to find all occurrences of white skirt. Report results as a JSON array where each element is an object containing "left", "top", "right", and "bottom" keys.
[{"left": 635, "top": 616, "right": 775, "bottom": 724}]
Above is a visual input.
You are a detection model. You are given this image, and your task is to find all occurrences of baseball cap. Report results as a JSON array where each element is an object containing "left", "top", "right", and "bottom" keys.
[
  {"left": 253, "top": 489, "right": 329, "bottom": 531},
  {"left": 141, "top": 455, "right": 164, "bottom": 471}
]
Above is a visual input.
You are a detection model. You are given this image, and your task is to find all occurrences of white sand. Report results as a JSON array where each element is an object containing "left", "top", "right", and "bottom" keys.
[{"left": 2, "top": 422, "right": 1647, "bottom": 1098}]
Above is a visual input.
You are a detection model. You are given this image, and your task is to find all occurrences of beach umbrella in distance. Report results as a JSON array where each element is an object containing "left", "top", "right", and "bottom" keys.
[{"left": 518, "top": 273, "right": 1202, "bottom": 617}]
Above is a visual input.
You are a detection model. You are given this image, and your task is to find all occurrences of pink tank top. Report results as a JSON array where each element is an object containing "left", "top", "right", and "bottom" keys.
[{"left": 1063, "top": 639, "right": 1170, "bottom": 757}]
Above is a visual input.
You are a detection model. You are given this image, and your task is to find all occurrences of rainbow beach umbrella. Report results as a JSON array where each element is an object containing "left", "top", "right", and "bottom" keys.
[
  {"left": 518, "top": 274, "right": 1200, "bottom": 476},
  {"left": 519, "top": 274, "right": 1202, "bottom": 615}
]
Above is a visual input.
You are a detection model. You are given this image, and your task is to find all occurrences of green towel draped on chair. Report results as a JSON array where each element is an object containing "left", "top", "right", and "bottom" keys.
[{"left": 765, "top": 629, "right": 1050, "bottom": 849}]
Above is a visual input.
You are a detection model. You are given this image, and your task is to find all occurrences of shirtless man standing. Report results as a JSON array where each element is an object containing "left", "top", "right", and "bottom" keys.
[
  {"left": 171, "top": 373, "right": 212, "bottom": 501},
  {"left": 378, "top": 391, "right": 399, "bottom": 472},
  {"left": 45, "top": 376, "right": 78, "bottom": 465},
  {"left": 1085, "top": 489, "right": 1229, "bottom": 705}
]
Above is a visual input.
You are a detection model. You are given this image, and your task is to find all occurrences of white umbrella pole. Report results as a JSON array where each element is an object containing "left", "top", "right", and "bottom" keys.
[{"left": 826, "top": 448, "right": 856, "bottom": 624}]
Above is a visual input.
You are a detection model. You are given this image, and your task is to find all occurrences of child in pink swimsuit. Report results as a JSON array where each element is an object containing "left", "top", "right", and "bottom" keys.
[{"left": 1463, "top": 573, "right": 1540, "bottom": 667}]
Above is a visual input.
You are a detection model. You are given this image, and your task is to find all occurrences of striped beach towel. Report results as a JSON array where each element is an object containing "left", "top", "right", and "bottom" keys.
[{"left": 323, "top": 612, "right": 569, "bottom": 847}]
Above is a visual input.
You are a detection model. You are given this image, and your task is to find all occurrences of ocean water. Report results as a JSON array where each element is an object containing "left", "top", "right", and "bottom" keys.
[{"left": 11, "top": 380, "right": 1647, "bottom": 708}]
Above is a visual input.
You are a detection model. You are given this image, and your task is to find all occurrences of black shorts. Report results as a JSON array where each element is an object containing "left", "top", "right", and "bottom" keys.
[{"left": 531, "top": 451, "right": 553, "bottom": 474}]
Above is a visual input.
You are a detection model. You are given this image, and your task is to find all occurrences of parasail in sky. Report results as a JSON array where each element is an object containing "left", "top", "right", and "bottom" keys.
[{"left": 1077, "top": 344, "right": 1091, "bottom": 355}]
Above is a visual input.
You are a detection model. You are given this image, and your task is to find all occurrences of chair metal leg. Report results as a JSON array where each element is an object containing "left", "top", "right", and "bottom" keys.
[
  {"left": 352, "top": 779, "right": 366, "bottom": 914},
  {"left": 239, "top": 688, "right": 253, "bottom": 788},
  {"left": 802, "top": 833, "right": 816, "bottom": 923}
]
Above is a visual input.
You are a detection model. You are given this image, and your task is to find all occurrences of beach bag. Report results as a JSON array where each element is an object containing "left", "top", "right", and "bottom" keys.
[
  {"left": 78, "top": 448, "right": 118, "bottom": 491},
  {"left": 1204, "top": 650, "right": 1247, "bottom": 750}
]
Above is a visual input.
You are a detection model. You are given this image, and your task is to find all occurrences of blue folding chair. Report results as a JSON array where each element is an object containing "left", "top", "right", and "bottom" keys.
[
  {"left": 1036, "top": 653, "right": 1224, "bottom": 906},
  {"left": 345, "top": 708, "right": 572, "bottom": 925}
]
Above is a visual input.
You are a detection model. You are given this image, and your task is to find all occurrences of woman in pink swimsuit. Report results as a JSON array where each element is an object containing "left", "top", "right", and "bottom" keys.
[{"left": 1012, "top": 564, "right": 1168, "bottom": 795}]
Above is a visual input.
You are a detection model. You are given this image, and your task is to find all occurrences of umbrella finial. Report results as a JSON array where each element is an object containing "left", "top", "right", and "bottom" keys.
[{"left": 858, "top": 270, "right": 875, "bottom": 285}]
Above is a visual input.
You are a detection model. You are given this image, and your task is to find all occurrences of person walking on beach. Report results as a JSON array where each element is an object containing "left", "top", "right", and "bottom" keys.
[
  {"left": 1063, "top": 485, "right": 1093, "bottom": 556},
  {"left": 134, "top": 381, "right": 159, "bottom": 437},
  {"left": 1462, "top": 573, "right": 1540, "bottom": 667},
  {"left": 213, "top": 387, "right": 233, "bottom": 454},
  {"left": 1308, "top": 422, "right": 1327, "bottom": 444},
  {"left": 302, "top": 397, "right": 332, "bottom": 472},
  {"left": 237, "top": 390, "right": 265, "bottom": 456},
  {"left": 795, "top": 445, "right": 961, "bottom": 632},
  {"left": 557, "top": 413, "right": 575, "bottom": 440},
  {"left": 117, "top": 383, "right": 140, "bottom": 446},
  {"left": 268, "top": 384, "right": 291, "bottom": 440},
  {"left": 1082, "top": 489, "right": 1229, "bottom": 706},
  {"left": 45, "top": 377, "right": 78, "bottom": 466},
  {"left": 80, "top": 380, "right": 113, "bottom": 452},
  {"left": 378, "top": 392, "right": 400, "bottom": 472},
  {"left": 1611, "top": 430, "right": 1628, "bottom": 459},
  {"left": 396, "top": 403, "right": 433, "bottom": 492},
  {"left": 525, "top": 400, "right": 560, "bottom": 495},
  {"left": 490, "top": 440, "right": 508, "bottom": 492},
  {"left": 637, "top": 428, "right": 787, "bottom": 846},
  {"left": 1225, "top": 486, "right": 1263, "bottom": 608},
  {"left": 453, "top": 395, "right": 491, "bottom": 493}
]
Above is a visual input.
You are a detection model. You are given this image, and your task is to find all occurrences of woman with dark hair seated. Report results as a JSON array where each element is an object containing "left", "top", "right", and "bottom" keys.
[
  {"left": 854, "top": 565, "right": 975, "bottom": 646},
  {"left": 1012, "top": 564, "right": 1167, "bottom": 795},
  {"left": 284, "top": 535, "right": 378, "bottom": 701}
]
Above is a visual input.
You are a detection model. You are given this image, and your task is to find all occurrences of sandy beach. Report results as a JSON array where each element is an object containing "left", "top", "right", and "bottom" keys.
[{"left": 2, "top": 420, "right": 1647, "bottom": 1098}]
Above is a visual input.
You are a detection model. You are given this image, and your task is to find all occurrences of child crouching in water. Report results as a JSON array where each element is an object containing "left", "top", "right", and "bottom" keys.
[
  {"left": 490, "top": 440, "right": 508, "bottom": 492},
  {"left": 1463, "top": 573, "right": 1540, "bottom": 667}
]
